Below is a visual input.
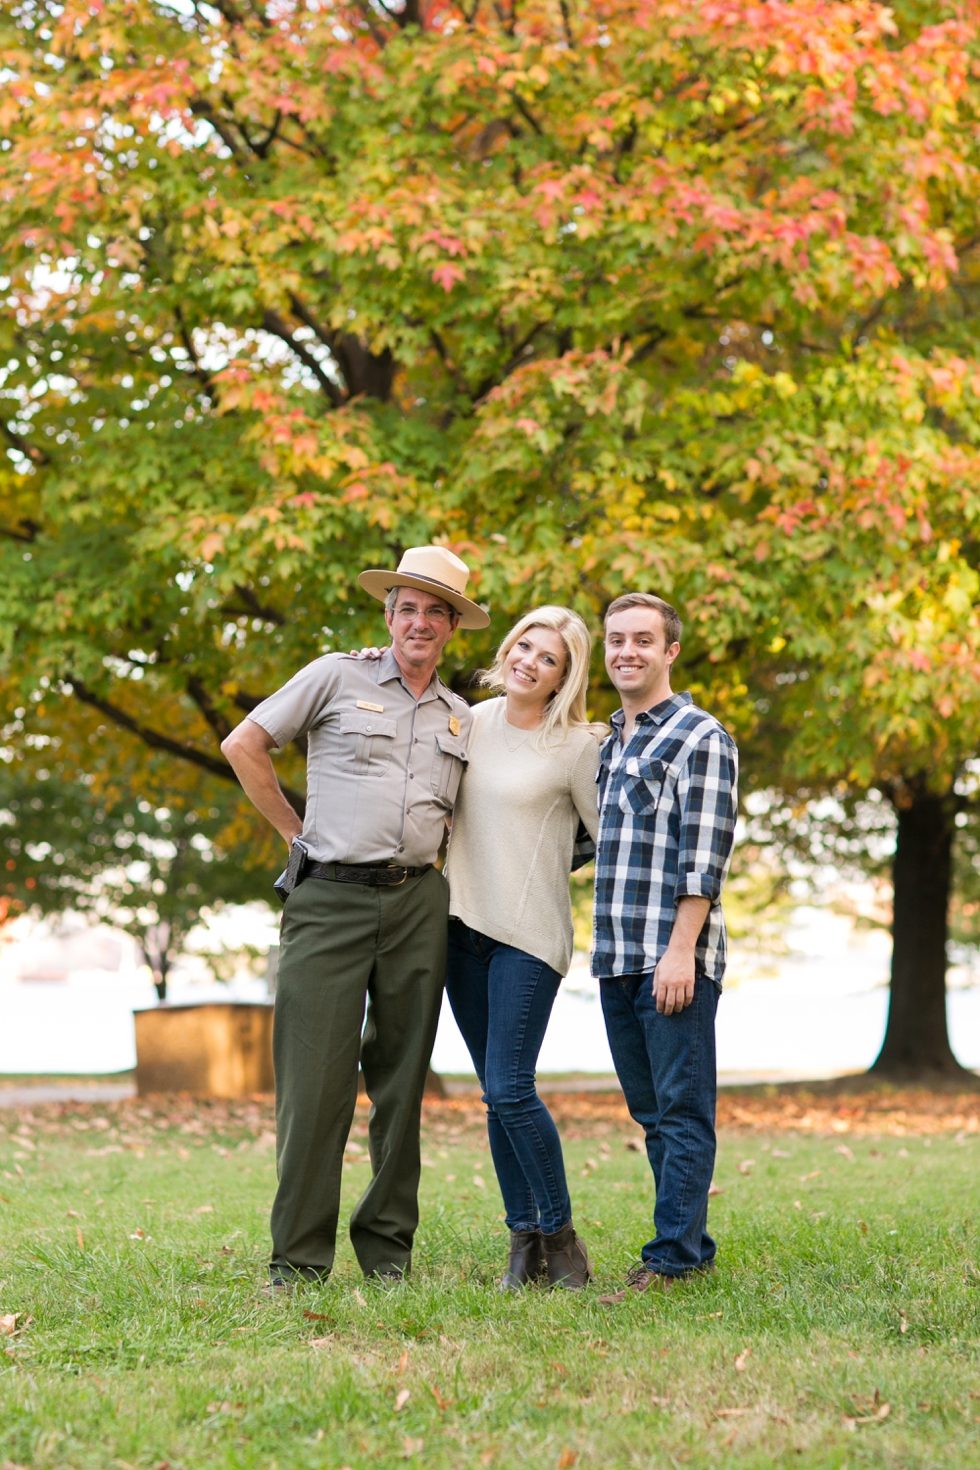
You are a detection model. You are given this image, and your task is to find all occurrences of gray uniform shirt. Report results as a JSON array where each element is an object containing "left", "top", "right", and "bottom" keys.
[{"left": 248, "top": 648, "right": 472, "bottom": 866}]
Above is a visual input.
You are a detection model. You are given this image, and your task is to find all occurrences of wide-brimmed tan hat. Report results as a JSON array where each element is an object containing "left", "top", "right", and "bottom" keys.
[{"left": 359, "top": 546, "right": 490, "bottom": 630}]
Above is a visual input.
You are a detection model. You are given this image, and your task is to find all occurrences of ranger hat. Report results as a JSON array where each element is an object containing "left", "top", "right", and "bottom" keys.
[{"left": 359, "top": 546, "right": 490, "bottom": 630}]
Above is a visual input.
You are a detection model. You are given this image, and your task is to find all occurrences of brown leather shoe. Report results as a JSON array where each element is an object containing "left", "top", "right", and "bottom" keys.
[
  {"left": 500, "top": 1229, "right": 546, "bottom": 1292},
  {"left": 599, "top": 1262, "right": 675, "bottom": 1304},
  {"left": 542, "top": 1222, "right": 592, "bottom": 1290}
]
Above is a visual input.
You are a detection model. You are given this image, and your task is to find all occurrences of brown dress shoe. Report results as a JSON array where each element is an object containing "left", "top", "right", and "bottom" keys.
[
  {"left": 542, "top": 1222, "right": 593, "bottom": 1290},
  {"left": 599, "top": 1262, "right": 675, "bottom": 1304},
  {"left": 500, "top": 1229, "right": 547, "bottom": 1292}
]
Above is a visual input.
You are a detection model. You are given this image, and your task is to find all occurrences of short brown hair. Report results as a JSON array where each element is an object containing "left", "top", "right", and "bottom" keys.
[{"left": 604, "top": 592, "right": 682, "bottom": 647}]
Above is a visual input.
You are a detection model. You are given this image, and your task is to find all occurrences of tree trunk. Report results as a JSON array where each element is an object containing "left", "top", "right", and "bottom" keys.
[{"left": 871, "top": 786, "right": 969, "bottom": 1080}]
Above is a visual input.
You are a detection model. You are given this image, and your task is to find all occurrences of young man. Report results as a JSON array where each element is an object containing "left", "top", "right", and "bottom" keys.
[
  {"left": 221, "top": 546, "right": 487, "bottom": 1287},
  {"left": 592, "top": 592, "right": 738, "bottom": 1299}
]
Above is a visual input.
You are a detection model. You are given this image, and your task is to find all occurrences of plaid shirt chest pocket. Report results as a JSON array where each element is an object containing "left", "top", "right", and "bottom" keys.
[
  {"left": 338, "top": 711, "right": 398, "bottom": 773},
  {"left": 617, "top": 756, "right": 668, "bottom": 817}
]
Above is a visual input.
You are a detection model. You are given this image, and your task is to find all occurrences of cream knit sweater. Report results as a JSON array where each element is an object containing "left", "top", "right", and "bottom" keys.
[{"left": 445, "top": 697, "right": 602, "bottom": 976}]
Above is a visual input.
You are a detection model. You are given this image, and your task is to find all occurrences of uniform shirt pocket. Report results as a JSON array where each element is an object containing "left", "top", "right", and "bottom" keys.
[
  {"left": 431, "top": 733, "right": 468, "bottom": 804},
  {"left": 618, "top": 756, "right": 666, "bottom": 817},
  {"left": 338, "top": 711, "right": 398, "bottom": 774}
]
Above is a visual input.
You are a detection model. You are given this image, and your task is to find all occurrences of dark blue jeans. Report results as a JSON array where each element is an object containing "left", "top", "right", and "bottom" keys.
[
  {"left": 600, "top": 971, "right": 719, "bottom": 1276},
  {"left": 445, "top": 921, "right": 571, "bottom": 1235}
]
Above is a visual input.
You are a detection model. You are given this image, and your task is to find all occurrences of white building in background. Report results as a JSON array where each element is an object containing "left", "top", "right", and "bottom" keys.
[{"left": 0, "top": 902, "right": 978, "bottom": 1080}]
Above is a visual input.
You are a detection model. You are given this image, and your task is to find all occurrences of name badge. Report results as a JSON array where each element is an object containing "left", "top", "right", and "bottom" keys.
[
  {"left": 449, "top": 715, "right": 461, "bottom": 736},
  {"left": 357, "top": 700, "right": 385, "bottom": 713}
]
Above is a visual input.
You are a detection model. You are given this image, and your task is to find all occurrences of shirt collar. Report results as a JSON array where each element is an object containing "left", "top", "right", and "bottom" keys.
[
  {"left": 611, "top": 690, "right": 692, "bottom": 735},
  {"left": 377, "top": 647, "right": 454, "bottom": 706}
]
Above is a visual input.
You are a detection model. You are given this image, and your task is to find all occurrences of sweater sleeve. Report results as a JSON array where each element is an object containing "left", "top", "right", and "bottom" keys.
[{"left": 569, "top": 734, "right": 601, "bottom": 841}]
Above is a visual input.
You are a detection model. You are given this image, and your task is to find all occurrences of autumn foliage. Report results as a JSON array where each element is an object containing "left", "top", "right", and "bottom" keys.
[{"left": 2, "top": 0, "right": 980, "bottom": 1067}]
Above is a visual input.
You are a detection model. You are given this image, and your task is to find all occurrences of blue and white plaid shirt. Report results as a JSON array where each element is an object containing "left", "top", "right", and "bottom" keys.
[{"left": 592, "top": 692, "right": 738, "bottom": 984}]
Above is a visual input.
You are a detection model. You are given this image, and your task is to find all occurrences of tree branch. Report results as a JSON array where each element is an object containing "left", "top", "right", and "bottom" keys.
[
  {"left": 473, "top": 322, "right": 545, "bottom": 401},
  {"left": 225, "top": 584, "right": 287, "bottom": 626},
  {"left": 2, "top": 420, "right": 49, "bottom": 467},
  {"left": 70, "top": 679, "right": 239, "bottom": 783},
  {"left": 512, "top": 94, "right": 543, "bottom": 135},
  {"left": 173, "top": 305, "right": 218, "bottom": 402},
  {"left": 72, "top": 678, "right": 307, "bottom": 817},
  {"left": 188, "top": 98, "right": 247, "bottom": 160},
  {"left": 262, "top": 309, "right": 344, "bottom": 406},
  {"left": 186, "top": 676, "right": 233, "bottom": 743},
  {"left": 0, "top": 517, "right": 40, "bottom": 543},
  {"left": 558, "top": 0, "right": 574, "bottom": 47}
]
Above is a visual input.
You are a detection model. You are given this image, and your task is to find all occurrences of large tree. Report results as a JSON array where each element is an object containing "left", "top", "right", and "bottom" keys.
[{"left": 1, "top": 0, "right": 980, "bottom": 1074}]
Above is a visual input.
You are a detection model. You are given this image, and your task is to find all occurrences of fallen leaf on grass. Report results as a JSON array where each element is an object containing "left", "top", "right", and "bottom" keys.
[
  {"left": 430, "top": 1384, "right": 454, "bottom": 1409},
  {"left": 772, "top": 1149, "right": 790, "bottom": 1158},
  {"left": 698, "top": 1311, "right": 723, "bottom": 1320},
  {"left": 737, "top": 1160, "right": 755, "bottom": 1175},
  {"left": 194, "top": 1205, "right": 214, "bottom": 1215},
  {"left": 843, "top": 1403, "right": 890, "bottom": 1429},
  {"left": 401, "top": 1438, "right": 423, "bottom": 1458},
  {"left": 303, "top": 1310, "right": 333, "bottom": 1323},
  {"left": 557, "top": 1450, "right": 578, "bottom": 1469},
  {"left": 859, "top": 1221, "right": 869, "bottom": 1234},
  {"left": 0, "top": 1315, "right": 19, "bottom": 1336},
  {"left": 899, "top": 1309, "right": 908, "bottom": 1334},
  {"left": 309, "top": 1337, "right": 333, "bottom": 1349},
  {"left": 734, "top": 1349, "right": 751, "bottom": 1371},
  {"left": 793, "top": 1201, "right": 803, "bottom": 1210},
  {"left": 708, "top": 1183, "right": 723, "bottom": 1197},
  {"left": 624, "top": 1138, "right": 643, "bottom": 1152},
  {"left": 799, "top": 1171, "right": 821, "bottom": 1182},
  {"left": 352, "top": 1289, "right": 367, "bottom": 1306},
  {"left": 473, "top": 1176, "right": 485, "bottom": 1189},
  {"left": 715, "top": 1408, "right": 752, "bottom": 1418},
  {"left": 76, "top": 1226, "right": 84, "bottom": 1251},
  {"left": 835, "top": 1145, "right": 855, "bottom": 1161},
  {"left": 394, "top": 1388, "right": 411, "bottom": 1412},
  {"left": 128, "top": 1229, "right": 148, "bottom": 1240},
  {"left": 479, "top": 1450, "right": 497, "bottom": 1466},
  {"left": 66, "top": 1209, "right": 80, "bottom": 1218},
  {"left": 397, "top": 1349, "right": 409, "bottom": 1374}
]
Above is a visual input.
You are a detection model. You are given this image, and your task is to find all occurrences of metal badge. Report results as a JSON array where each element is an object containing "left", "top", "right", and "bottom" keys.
[
  {"left": 357, "top": 700, "right": 385, "bottom": 713},
  {"left": 448, "top": 715, "right": 461, "bottom": 736}
]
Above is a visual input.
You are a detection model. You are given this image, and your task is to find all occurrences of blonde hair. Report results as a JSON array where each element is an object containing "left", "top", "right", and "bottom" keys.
[{"left": 480, "top": 606, "right": 602, "bottom": 749}]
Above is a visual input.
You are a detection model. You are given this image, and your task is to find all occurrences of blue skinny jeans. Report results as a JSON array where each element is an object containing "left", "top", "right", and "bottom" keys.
[
  {"left": 600, "top": 970, "right": 720, "bottom": 1276},
  {"left": 445, "top": 920, "right": 571, "bottom": 1235}
]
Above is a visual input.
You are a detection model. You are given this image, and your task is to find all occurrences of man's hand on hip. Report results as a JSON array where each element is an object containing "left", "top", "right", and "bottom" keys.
[{"left": 652, "top": 895, "right": 711, "bottom": 1014}]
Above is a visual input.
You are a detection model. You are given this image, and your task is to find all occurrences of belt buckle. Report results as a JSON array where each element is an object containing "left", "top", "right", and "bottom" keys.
[{"left": 381, "top": 866, "right": 408, "bottom": 886}]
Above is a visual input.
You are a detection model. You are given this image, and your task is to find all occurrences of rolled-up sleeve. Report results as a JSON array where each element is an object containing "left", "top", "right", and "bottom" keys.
[
  {"left": 248, "top": 655, "right": 341, "bottom": 750},
  {"left": 674, "top": 730, "right": 738, "bottom": 903}
]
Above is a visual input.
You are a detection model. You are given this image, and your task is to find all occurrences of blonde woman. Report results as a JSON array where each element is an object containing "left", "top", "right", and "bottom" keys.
[{"left": 444, "top": 607, "right": 603, "bottom": 1293}]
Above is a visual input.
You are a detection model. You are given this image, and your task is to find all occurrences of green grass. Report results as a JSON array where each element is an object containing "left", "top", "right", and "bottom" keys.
[{"left": 1, "top": 1101, "right": 980, "bottom": 1469}]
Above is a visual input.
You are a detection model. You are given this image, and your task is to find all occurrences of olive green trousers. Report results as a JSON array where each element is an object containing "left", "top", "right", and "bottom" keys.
[{"left": 270, "top": 866, "right": 448, "bottom": 1279}]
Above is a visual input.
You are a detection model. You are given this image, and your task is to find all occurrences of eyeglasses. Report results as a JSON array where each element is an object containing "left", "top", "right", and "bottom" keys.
[{"left": 392, "top": 604, "right": 454, "bottom": 625}]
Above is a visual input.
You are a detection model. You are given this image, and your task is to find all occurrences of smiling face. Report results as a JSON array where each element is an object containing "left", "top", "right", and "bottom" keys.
[
  {"left": 604, "top": 607, "right": 680, "bottom": 708},
  {"left": 385, "top": 587, "right": 458, "bottom": 673},
  {"left": 501, "top": 625, "right": 568, "bottom": 710}
]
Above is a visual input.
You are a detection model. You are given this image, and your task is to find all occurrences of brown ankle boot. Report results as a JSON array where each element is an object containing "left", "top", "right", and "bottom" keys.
[
  {"left": 500, "top": 1229, "right": 546, "bottom": 1292},
  {"left": 542, "top": 1222, "right": 592, "bottom": 1290}
]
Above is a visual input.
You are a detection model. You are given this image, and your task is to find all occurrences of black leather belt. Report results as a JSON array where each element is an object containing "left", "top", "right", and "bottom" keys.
[{"left": 306, "top": 861, "right": 432, "bottom": 887}]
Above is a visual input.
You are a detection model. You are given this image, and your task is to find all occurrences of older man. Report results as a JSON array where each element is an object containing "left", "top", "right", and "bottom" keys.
[{"left": 222, "top": 547, "right": 487, "bottom": 1287}]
